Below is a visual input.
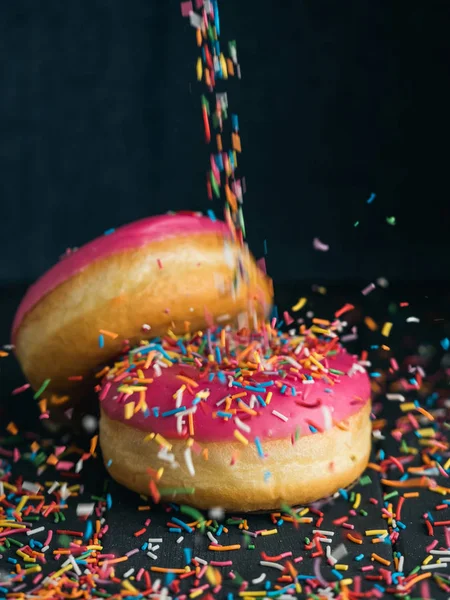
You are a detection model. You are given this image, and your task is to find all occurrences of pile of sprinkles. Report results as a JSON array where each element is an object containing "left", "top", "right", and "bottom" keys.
[{"left": 1, "top": 289, "right": 450, "bottom": 598}]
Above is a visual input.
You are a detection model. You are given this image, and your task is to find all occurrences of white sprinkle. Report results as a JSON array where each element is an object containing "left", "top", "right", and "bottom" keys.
[
  {"left": 438, "top": 557, "right": 450, "bottom": 562},
  {"left": 321, "top": 406, "right": 332, "bottom": 431},
  {"left": 148, "top": 544, "right": 160, "bottom": 552},
  {"left": 47, "top": 482, "right": 59, "bottom": 495},
  {"left": 283, "top": 356, "right": 303, "bottom": 370},
  {"left": 421, "top": 563, "right": 448, "bottom": 570},
  {"left": 406, "top": 316, "right": 420, "bottom": 323},
  {"left": 386, "top": 394, "right": 405, "bottom": 402},
  {"left": 216, "top": 313, "right": 231, "bottom": 322},
  {"left": 123, "top": 568, "right": 135, "bottom": 578},
  {"left": 147, "top": 538, "right": 163, "bottom": 543},
  {"left": 252, "top": 573, "right": 266, "bottom": 584},
  {"left": 194, "top": 557, "right": 208, "bottom": 565},
  {"left": 302, "top": 379, "right": 315, "bottom": 385},
  {"left": 69, "top": 555, "right": 82, "bottom": 576},
  {"left": 27, "top": 526, "right": 45, "bottom": 536},
  {"left": 184, "top": 447, "right": 195, "bottom": 477},
  {"left": 147, "top": 552, "right": 158, "bottom": 560},
  {"left": 235, "top": 417, "right": 251, "bottom": 433},
  {"left": 76, "top": 503, "right": 95, "bottom": 517},
  {"left": 153, "top": 363, "right": 162, "bottom": 378},
  {"left": 153, "top": 579, "right": 161, "bottom": 591},
  {"left": 75, "top": 459, "right": 83, "bottom": 473},
  {"left": 22, "top": 482, "right": 41, "bottom": 494},
  {"left": 0, "top": 482, "right": 4, "bottom": 497},
  {"left": 41, "top": 545, "right": 49, "bottom": 553},
  {"left": 207, "top": 531, "right": 218, "bottom": 544},
  {"left": 294, "top": 343, "right": 303, "bottom": 355},
  {"left": 313, "top": 237, "right": 329, "bottom": 252},
  {"left": 176, "top": 536, "right": 184, "bottom": 544},
  {"left": 341, "top": 333, "right": 358, "bottom": 342},
  {"left": 313, "top": 529, "right": 335, "bottom": 536},
  {"left": 189, "top": 11, "right": 203, "bottom": 29},
  {"left": 272, "top": 410, "right": 288, "bottom": 422},
  {"left": 260, "top": 560, "right": 284, "bottom": 571},
  {"left": 431, "top": 550, "right": 450, "bottom": 555},
  {"left": 398, "top": 555, "right": 404, "bottom": 573},
  {"left": 175, "top": 388, "right": 184, "bottom": 408},
  {"left": 249, "top": 394, "right": 258, "bottom": 409}
]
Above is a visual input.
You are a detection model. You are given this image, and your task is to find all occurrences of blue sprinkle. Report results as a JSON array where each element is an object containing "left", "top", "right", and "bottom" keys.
[
  {"left": 107, "top": 459, "right": 113, "bottom": 468},
  {"left": 76, "top": 560, "right": 88, "bottom": 565},
  {"left": 256, "top": 395, "right": 266, "bottom": 407},
  {"left": 177, "top": 340, "right": 187, "bottom": 355},
  {"left": 324, "top": 388, "right": 333, "bottom": 393},
  {"left": 192, "top": 396, "right": 201, "bottom": 405},
  {"left": 367, "top": 192, "right": 376, "bottom": 204},
  {"left": 7, "top": 558, "right": 17, "bottom": 564},
  {"left": 244, "top": 385, "right": 267, "bottom": 393},
  {"left": 331, "top": 569, "right": 343, "bottom": 580},
  {"left": 165, "top": 572, "right": 176, "bottom": 586},
  {"left": 370, "top": 345, "right": 379, "bottom": 349},
  {"left": 399, "top": 473, "right": 409, "bottom": 481},
  {"left": 397, "top": 521, "right": 406, "bottom": 529},
  {"left": 141, "top": 542, "right": 148, "bottom": 551},
  {"left": 379, "top": 449, "right": 385, "bottom": 460},
  {"left": 427, "top": 512, "right": 434, "bottom": 523},
  {"left": 217, "top": 411, "right": 233, "bottom": 418},
  {"left": 277, "top": 518, "right": 283, "bottom": 526},
  {"left": 84, "top": 520, "right": 93, "bottom": 541},
  {"left": 162, "top": 407, "right": 186, "bottom": 417},
  {"left": 409, "top": 378, "right": 418, "bottom": 386},
  {"left": 370, "top": 372, "right": 381, "bottom": 378},
  {"left": 104, "top": 228, "right": 115, "bottom": 235},
  {"left": 216, "top": 525, "right": 223, "bottom": 536},
  {"left": 264, "top": 471, "right": 271, "bottom": 481},
  {"left": 231, "top": 114, "right": 239, "bottom": 131},
  {"left": 184, "top": 547, "right": 192, "bottom": 564},
  {"left": 309, "top": 425, "right": 318, "bottom": 433},
  {"left": 215, "top": 153, "right": 224, "bottom": 171},
  {"left": 441, "top": 338, "right": 450, "bottom": 350},
  {"left": 374, "top": 584, "right": 385, "bottom": 593},
  {"left": 172, "top": 517, "right": 193, "bottom": 533},
  {"left": 169, "top": 527, "right": 182, "bottom": 533},
  {"left": 152, "top": 407, "right": 160, "bottom": 418},
  {"left": 217, "top": 371, "right": 227, "bottom": 384},
  {"left": 143, "top": 408, "right": 150, "bottom": 418},
  {"left": 98, "top": 335, "right": 104, "bottom": 349},
  {"left": 280, "top": 385, "right": 287, "bottom": 395},
  {"left": 258, "top": 380, "right": 275, "bottom": 387},
  {"left": 255, "top": 437, "right": 264, "bottom": 458},
  {"left": 270, "top": 304, "right": 278, "bottom": 320},
  {"left": 354, "top": 554, "right": 364, "bottom": 561},
  {"left": 207, "top": 209, "right": 217, "bottom": 222},
  {"left": 106, "top": 493, "right": 112, "bottom": 510},
  {"left": 338, "top": 488, "right": 348, "bottom": 500},
  {"left": 215, "top": 346, "right": 222, "bottom": 363},
  {"left": 213, "top": 0, "right": 220, "bottom": 35},
  {"left": 208, "top": 372, "right": 216, "bottom": 382},
  {"left": 291, "top": 387, "right": 296, "bottom": 396}
]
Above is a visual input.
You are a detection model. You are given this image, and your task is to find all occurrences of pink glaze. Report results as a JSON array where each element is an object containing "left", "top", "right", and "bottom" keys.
[
  {"left": 100, "top": 349, "right": 371, "bottom": 442},
  {"left": 12, "top": 213, "right": 228, "bottom": 338}
]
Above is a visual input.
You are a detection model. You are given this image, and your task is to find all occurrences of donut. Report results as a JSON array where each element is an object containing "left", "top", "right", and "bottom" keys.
[
  {"left": 12, "top": 213, "right": 272, "bottom": 415},
  {"left": 99, "top": 325, "right": 372, "bottom": 511}
]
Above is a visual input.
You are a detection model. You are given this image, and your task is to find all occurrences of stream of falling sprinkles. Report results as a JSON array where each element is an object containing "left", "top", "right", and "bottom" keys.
[{"left": 0, "top": 1, "right": 449, "bottom": 599}]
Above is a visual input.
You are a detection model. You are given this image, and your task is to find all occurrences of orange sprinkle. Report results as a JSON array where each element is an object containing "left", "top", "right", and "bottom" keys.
[
  {"left": 188, "top": 412, "right": 195, "bottom": 436},
  {"left": 367, "top": 463, "right": 383, "bottom": 472},
  {"left": 98, "top": 556, "right": 128, "bottom": 566},
  {"left": 416, "top": 407, "right": 435, "bottom": 421},
  {"left": 346, "top": 534, "right": 363, "bottom": 545},
  {"left": 95, "top": 366, "right": 110, "bottom": 379},
  {"left": 208, "top": 544, "right": 241, "bottom": 551},
  {"left": 99, "top": 329, "right": 119, "bottom": 339},
  {"left": 151, "top": 566, "right": 187, "bottom": 573},
  {"left": 89, "top": 435, "right": 98, "bottom": 455},
  {"left": 364, "top": 316, "right": 378, "bottom": 331},
  {"left": 176, "top": 375, "right": 199, "bottom": 388},
  {"left": 403, "top": 492, "right": 420, "bottom": 498},
  {"left": 7, "top": 422, "right": 18, "bottom": 435},
  {"left": 381, "top": 478, "right": 430, "bottom": 488}
]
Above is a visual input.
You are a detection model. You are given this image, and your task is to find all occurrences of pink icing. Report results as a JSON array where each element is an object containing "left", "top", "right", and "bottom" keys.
[
  {"left": 12, "top": 214, "right": 228, "bottom": 338},
  {"left": 100, "top": 349, "right": 371, "bottom": 442}
]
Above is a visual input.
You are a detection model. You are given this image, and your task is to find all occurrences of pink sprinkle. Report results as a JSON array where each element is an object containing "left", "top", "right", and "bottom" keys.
[
  {"left": 283, "top": 311, "right": 294, "bottom": 325},
  {"left": 125, "top": 548, "right": 139, "bottom": 557},
  {"left": 12, "top": 383, "right": 31, "bottom": 395},
  {"left": 342, "top": 523, "right": 354, "bottom": 530},
  {"left": 195, "top": 0, "right": 203, "bottom": 9},
  {"left": 157, "top": 259, "right": 163, "bottom": 269},
  {"left": 361, "top": 283, "right": 376, "bottom": 295},
  {"left": 210, "top": 560, "right": 233, "bottom": 566},
  {"left": 32, "top": 574, "right": 43, "bottom": 585},
  {"left": 369, "top": 498, "right": 378, "bottom": 505},
  {"left": 361, "top": 565, "right": 374, "bottom": 572},
  {"left": 180, "top": 1, "right": 193, "bottom": 17},
  {"left": 445, "top": 526, "right": 450, "bottom": 548},
  {"left": 425, "top": 539, "right": 438, "bottom": 553},
  {"left": 228, "top": 572, "right": 236, "bottom": 580},
  {"left": 136, "top": 568, "right": 145, "bottom": 582},
  {"left": 294, "top": 555, "right": 304, "bottom": 563},
  {"left": 144, "top": 518, "right": 151, "bottom": 526},
  {"left": 348, "top": 509, "right": 357, "bottom": 516},
  {"left": 99, "top": 382, "right": 111, "bottom": 401},
  {"left": 13, "top": 448, "right": 20, "bottom": 463},
  {"left": 55, "top": 461, "right": 74, "bottom": 470},
  {"left": 43, "top": 530, "right": 53, "bottom": 547},
  {"left": 390, "top": 358, "right": 399, "bottom": 371},
  {"left": 313, "top": 237, "right": 329, "bottom": 252}
]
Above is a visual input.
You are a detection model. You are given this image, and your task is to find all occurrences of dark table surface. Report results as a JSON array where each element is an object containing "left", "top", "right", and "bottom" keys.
[{"left": 0, "top": 282, "right": 449, "bottom": 599}]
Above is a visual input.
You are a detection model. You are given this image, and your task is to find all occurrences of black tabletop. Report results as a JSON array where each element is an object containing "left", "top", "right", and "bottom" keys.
[{"left": 1, "top": 282, "right": 449, "bottom": 600}]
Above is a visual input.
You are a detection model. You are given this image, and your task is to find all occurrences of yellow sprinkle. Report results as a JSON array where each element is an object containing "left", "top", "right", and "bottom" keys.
[
  {"left": 299, "top": 508, "right": 309, "bottom": 516},
  {"left": 260, "top": 528, "right": 277, "bottom": 536},
  {"left": 400, "top": 402, "right": 417, "bottom": 412},
  {"left": 23, "top": 566, "right": 42, "bottom": 574},
  {"left": 365, "top": 529, "right": 388, "bottom": 536},
  {"left": 124, "top": 403, "right": 135, "bottom": 420},
  {"left": 309, "top": 355, "right": 326, "bottom": 371},
  {"left": 233, "top": 430, "right": 249, "bottom": 446},
  {"left": 173, "top": 385, "right": 186, "bottom": 399},
  {"left": 444, "top": 458, "right": 450, "bottom": 471},
  {"left": 17, "top": 550, "right": 36, "bottom": 562},
  {"left": 0, "top": 522, "right": 27, "bottom": 529},
  {"left": 422, "top": 555, "right": 433, "bottom": 565},
  {"left": 196, "top": 57, "right": 203, "bottom": 81},
  {"left": 15, "top": 496, "right": 29, "bottom": 513},
  {"left": 310, "top": 326, "right": 333, "bottom": 337},
  {"left": 122, "top": 580, "right": 139, "bottom": 594},
  {"left": 190, "top": 589, "right": 206, "bottom": 599},
  {"left": 334, "top": 564, "right": 349, "bottom": 571},
  {"left": 137, "top": 369, "right": 145, "bottom": 379},
  {"left": 353, "top": 493, "right": 361, "bottom": 510},
  {"left": 119, "top": 385, "right": 148, "bottom": 393},
  {"left": 417, "top": 428, "right": 436, "bottom": 438},
  {"left": 239, "top": 593, "right": 267, "bottom": 597},
  {"left": 154, "top": 433, "right": 172, "bottom": 451},
  {"left": 265, "top": 391, "right": 272, "bottom": 405},
  {"left": 292, "top": 297, "right": 307, "bottom": 312},
  {"left": 340, "top": 579, "right": 353, "bottom": 586},
  {"left": 219, "top": 53, "right": 228, "bottom": 79},
  {"left": 52, "top": 564, "right": 73, "bottom": 578},
  {"left": 381, "top": 322, "right": 393, "bottom": 337}
]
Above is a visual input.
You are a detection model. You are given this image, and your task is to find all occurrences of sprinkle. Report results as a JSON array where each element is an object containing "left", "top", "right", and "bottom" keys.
[
  {"left": 208, "top": 544, "right": 241, "bottom": 551},
  {"left": 33, "top": 379, "right": 51, "bottom": 400},
  {"left": 271, "top": 410, "right": 288, "bottom": 422},
  {"left": 381, "top": 322, "right": 393, "bottom": 337},
  {"left": 292, "top": 297, "right": 307, "bottom": 312},
  {"left": 234, "top": 430, "right": 249, "bottom": 445}
]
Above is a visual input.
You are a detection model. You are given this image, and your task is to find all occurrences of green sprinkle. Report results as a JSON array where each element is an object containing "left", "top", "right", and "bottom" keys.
[
  {"left": 359, "top": 475, "right": 372, "bottom": 486},
  {"left": 304, "top": 537, "right": 310, "bottom": 544},
  {"left": 158, "top": 487, "right": 195, "bottom": 495},
  {"left": 6, "top": 537, "right": 22, "bottom": 547},
  {"left": 383, "top": 491, "right": 399, "bottom": 501},
  {"left": 33, "top": 378, "right": 51, "bottom": 400},
  {"left": 408, "top": 566, "right": 420, "bottom": 576},
  {"left": 386, "top": 216, "right": 396, "bottom": 226},
  {"left": 359, "top": 509, "right": 368, "bottom": 516},
  {"left": 180, "top": 505, "right": 206, "bottom": 532},
  {"left": 329, "top": 368, "right": 345, "bottom": 375},
  {"left": 248, "top": 544, "right": 255, "bottom": 549},
  {"left": 354, "top": 221, "right": 359, "bottom": 227}
]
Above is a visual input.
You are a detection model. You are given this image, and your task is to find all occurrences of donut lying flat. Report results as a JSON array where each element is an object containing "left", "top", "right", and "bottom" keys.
[
  {"left": 12, "top": 213, "right": 272, "bottom": 413},
  {"left": 99, "top": 327, "right": 372, "bottom": 510}
]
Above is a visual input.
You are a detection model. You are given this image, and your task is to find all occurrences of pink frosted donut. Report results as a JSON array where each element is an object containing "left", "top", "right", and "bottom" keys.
[
  {"left": 12, "top": 213, "right": 272, "bottom": 417},
  {"left": 99, "top": 326, "right": 372, "bottom": 510}
]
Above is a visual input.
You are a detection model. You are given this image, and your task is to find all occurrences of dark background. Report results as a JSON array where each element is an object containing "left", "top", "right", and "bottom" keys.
[{"left": 1, "top": 0, "right": 450, "bottom": 287}]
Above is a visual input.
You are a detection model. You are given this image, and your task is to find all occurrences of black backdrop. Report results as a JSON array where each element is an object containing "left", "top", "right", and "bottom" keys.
[{"left": 1, "top": 0, "right": 450, "bottom": 285}]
